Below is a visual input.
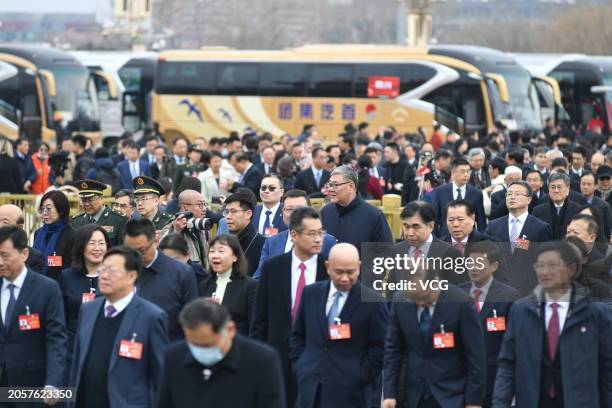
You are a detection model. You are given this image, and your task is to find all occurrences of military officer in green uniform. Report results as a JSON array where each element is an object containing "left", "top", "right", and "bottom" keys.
[
  {"left": 72, "top": 179, "right": 128, "bottom": 246},
  {"left": 133, "top": 175, "right": 174, "bottom": 231},
  {"left": 172, "top": 145, "right": 206, "bottom": 189}
]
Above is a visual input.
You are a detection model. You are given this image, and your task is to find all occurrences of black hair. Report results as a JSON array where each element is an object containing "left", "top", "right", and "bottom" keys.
[
  {"left": 451, "top": 157, "right": 470, "bottom": 170},
  {"left": 281, "top": 189, "right": 311, "bottom": 206},
  {"left": 289, "top": 206, "right": 320, "bottom": 233},
  {"left": 551, "top": 157, "right": 569, "bottom": 169},
  {"left": 400, "top": 201, "right": 436, "bottom": 224},
  {"left": 311, "top": 147, "right": 325, "bottom": 159},
  {"left": 489, "top": 157, "right": 507, "bottom": 173},
  {"left": 572, "top": 145, "right": 588, "bottom": 159},
  {"left": 506, "top": 150, "right": 524, "bottom": 165},
  {"left": 71, "top": 224, "right": 110, "bottom": 272},
  {"left": 569, "top": 214, "right": 599, "bottom": 236},
  {"left": 385, "top": 142, "right": 400, "bottom": 154},
  {"left": 536, "top": 241, "right": 580, "bottom": 269},
  {"left": 123, "top": 139, "right": 139, "bottom": 151},
  {"left": 40, "top": 190, "right": 71, "bottom": 224},
  {"left": 434, "top": 149, "right": 452, "bottom": 161},
  {"left": 208, "top": 234, "right": 248, "bottom": 278},
  {"left": 326, "top": 144, "right": 340, "bottom": 153},
  {"left": 159, "top": 233, "right": 190, "bottom": 256},
  {"left": 464, "top": 240, "right": 501, "bottom": 264},
  {"left": 0, "top": 225, "right": 28, "bottom": 251},
  {"left": 115, "top": 189, "right": 135, "bottom": 207},
  {"left": 123, "top": 218, "right": 156, "bottom": 241},
  {"left": 145, "top": 135, "right": 159, "bottom": 144},
  {"left": 261, "top": 173, "right": 283, "bottom": 187},
  {"left": 179, "top": 298, "right": 231, "bottom": 332},
  {"left": 448, "top": 199, "right": 475, "bottom": 216},
  {"left": 173, "top": 136, "right": 190, "bottom": 146},
  {"left": 224, "top": 192, "right": 256, "bottom": 213},
  {"left": 72, "top": 134, "right": 89, "bottom": 149},
  {"left": 234, "top": 153, "right": 251, "bottom": 163},
  {"left": 525, "top": 169, "right": 543, "bottom": 181},
  {"left": 104, "top": 245, "right": 143, "bottom": 277},
  {"left": 508, "top": 180, "right": 533, "bottom": 197}
]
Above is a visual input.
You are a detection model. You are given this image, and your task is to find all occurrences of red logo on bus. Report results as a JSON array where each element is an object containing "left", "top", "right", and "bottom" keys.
[{"left": 367, "top": 76, "right": 400, "bottom": 98}]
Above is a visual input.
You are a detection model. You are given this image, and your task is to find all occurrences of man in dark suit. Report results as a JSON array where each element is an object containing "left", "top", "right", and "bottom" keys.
[
  {"left": 290, "top": 243, "right": 388, "bottom": 408},
  {"left": 251, "top": 207, "right": 330, "bottom": 407},
  {"left": 468, "top": 147, "right": 491, "bottom": 189},
  {"left": 253, "top": 190, "right": 337, "bottom": 280},
  {"left": 493, "top": 241, "right": 612, "bottom": 408},
  {"left": 486, "top": 181, "right": 553, "bottom": 295},
  {"left": 443, "top": 199, "right": 496, "bottom": 253},
  {"left": 252, "top": 174, "right": 287, "bottom": 238},
  {"left": 382, "top": 264, "right": 486, "bottom": 408},
  {"left": 365, "top": 146, "right": 388, "bottom": 192},
  {"left": 229, "top": 153, "right": 263, "bottom": 200},
  {"left": 157, "top": 298, "right": 286, "bottom": 408},
  {"left": 580, "top": 171, "right": 612, "bottom": 240},
  {"left": 122, "top": 219, "right": 198, "bottom": 341},
  {"left": 254, "top": 145, "right": 275, "bottom": 176},
  {"left": 488, "top": 166, "right": 523, "bottom": 220},
  {"left": 70, "top": 246, "right": 168, "bottom": 408},
  {"left": 0, "top": 204, "right": 45, "bottom": 273},
  {"left": 433, "top": 158, "right": 486, "bottom": 237},
  {"left": 294, "top": 147, "right": 331, "bottom": 197},
  {"left": 223, "top": 192, "right": 266, "bottom": 276},
  {"left": 0, "top": 226, "right": 66, "bottom": 406},
  {"left": 117, "top": 140, "right": 152, "bottom": 190},
  {"left": 461, "top": 242, "right": 520, "bottom": 408},
  {"left": 533, "top": 172, "right": 582, "bottom": 240},
  {"left": 526, "top": 169, "right": 549, "bottom": 212}
]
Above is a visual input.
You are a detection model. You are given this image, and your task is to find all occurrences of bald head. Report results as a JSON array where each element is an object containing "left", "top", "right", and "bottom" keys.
[
  {"left": 0, "top": 204, "right": 24, "bottom": 227},
  {"left": 326, "top": 243, "right": 360, "bottom": 291},
  {"left": 178, "top": 189, "right": 206, "bottom": 218}
]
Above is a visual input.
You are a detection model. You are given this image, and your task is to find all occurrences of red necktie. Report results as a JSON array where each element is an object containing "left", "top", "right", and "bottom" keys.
[
  {"left": 454, "top": 242, "right": 465, "bottom": 255},
  {"left": 472, "top": 289, "right": 482, "bottom": 314},
  {"left": 292, "top": 263, "right": 306, "bottom": 322},
  {"left": 412, "top": 248, "right": 423, "bottom": 260},
  {"left": 547, "top": 303, "right": 560, "bottom": 397}
]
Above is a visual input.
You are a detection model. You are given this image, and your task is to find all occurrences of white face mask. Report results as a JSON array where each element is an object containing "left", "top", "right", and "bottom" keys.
[{"left": 187, "top": 328, "right": 228, "bottom": 367}]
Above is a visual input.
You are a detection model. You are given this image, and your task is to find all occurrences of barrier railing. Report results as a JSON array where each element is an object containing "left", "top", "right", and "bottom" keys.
[{"left": 0, "top": 193, "right": 405, "bottom": 241}]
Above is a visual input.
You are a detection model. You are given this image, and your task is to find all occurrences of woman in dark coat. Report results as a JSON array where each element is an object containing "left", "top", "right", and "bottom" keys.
[
  {"left": 33, "top": 190, "right": 75, "bottom": 281},
  {"left": 198, "top": 234, "right": 257, "bottom": 336},
  {"left": 59, "top": 224, "right": 108, "bottom": 356},
  {"left": 0, "top": 139, "right": 23, "bottom": 193}
]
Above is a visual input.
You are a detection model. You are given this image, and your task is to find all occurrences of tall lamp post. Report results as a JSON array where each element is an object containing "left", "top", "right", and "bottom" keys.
[{"left": 398, "top": 0, "right": 432, "bottom": 47}]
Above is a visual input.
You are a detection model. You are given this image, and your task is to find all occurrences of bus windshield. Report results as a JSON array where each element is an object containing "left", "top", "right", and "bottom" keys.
[
  {"left": 50, "top": 65, "right": 99, "bottom": 126},
  {"left": 500, "top": 70, "right": 541, "bottom": 129}
]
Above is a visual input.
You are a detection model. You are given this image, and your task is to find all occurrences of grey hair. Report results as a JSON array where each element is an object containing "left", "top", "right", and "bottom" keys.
[
  {"left": 331, "top": 165, "right": 358, "bottom": 187},
  {"left": 548, "top": 172, "right": 570, "bottom": 187},
  {"left": 468, "top": 147, "right": 485, "bottom": 159},
  {"left": 546, "top": 149, "right": 563, "bottom": 160}
]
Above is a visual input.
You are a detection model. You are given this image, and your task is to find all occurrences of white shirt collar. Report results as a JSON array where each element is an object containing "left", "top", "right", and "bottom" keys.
[
  {"left": 2, "top": 266, "right": 28, "bottom": 290},
  {"left": 509, "top": 210, "right": 529, "bottom": 226},
  {"left": 451, "top": 235, "right": 469, "bottom": 245},
  {"left": 412, "top": 234, "right": 434, "bottom": 256},
  {"left": 545, "top": 289, "right": 571, "bottom": 305},
  {"left": 104, "top": 290, "right": 135, "bottom": 316},
  {"left": 263, "top": 201, "right": 281, "bottom": 214},
  {"left": 452, "top": 182, "right": 466, "bottom": 193},
  {"left": 328, "top": 281, "right": 349, "bottom": 298},
  {"left": 471, "top": 276, "right": 494, "bottom": 297},
  {"left": 291, "top": 250, "right": 318, "bottom": 268}
]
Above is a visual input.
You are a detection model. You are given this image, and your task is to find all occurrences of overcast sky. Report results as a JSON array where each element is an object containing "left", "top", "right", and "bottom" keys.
[{"left": 0, "top": 0, "right": 112, "bottom": 20}]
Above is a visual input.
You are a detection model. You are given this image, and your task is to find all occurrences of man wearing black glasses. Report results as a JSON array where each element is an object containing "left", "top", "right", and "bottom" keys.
[{"left": 252, "top": 174, "right": 287, "bottom": 238}]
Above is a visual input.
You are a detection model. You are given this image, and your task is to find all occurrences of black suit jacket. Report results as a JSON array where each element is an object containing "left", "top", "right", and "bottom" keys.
[
  {"left": 26, "top": 246, "right": 44, "bottom": 274},
  {"left": 459, "top": 279, "right": 520, "bottom": 405},
  {"left": 532, "top": 199, "right": 582, "bottom": 239},
  {"left": 433, "top": 183, "right": 487, "bottom": 237},
  {"left": 485, "top": 214, "right": 553, "bottom": 295},
  {"left": 33, "top": 225, "right": 75, "bottom": 282},
  {"left": 0, "top": 270, "right": 66, "bottom": 388},
  {"left": 250, "top": 252, "right": 328, "bottom": 378},
  {"left": 468, "top": 168, "right": 491, "bottom": 189},
  {"left": 199, "top": 274, "right": 257, "bottom": 336},
  {"left": 294, "top": 167, "right": 331, "bottom": 196},
  {"left": 289, "top": 281, "right": 388, "bottom": 408},
  {"left": 156, "top": 335, "right": 285, "bottom": 408},
  {"left": 231, "top": 164, "right": 263, "bottom": 200},
  {"left": 383, "top": 286, "right": 486, "bottom": 408}
]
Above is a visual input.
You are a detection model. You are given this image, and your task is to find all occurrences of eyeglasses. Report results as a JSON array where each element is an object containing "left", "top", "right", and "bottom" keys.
[
  {"left": 548, "top": 185, "right": 567, "bottom": 191},
  {"left": 533, "top": 262, "right": 566, "bottom": 271},
  {"left": 260, "top": 185, "right": 277, "bottom": 192},
  {"left": 135, "top": 195, "right": 157, "bottom": 204},
  {"left": 112, "top": 203, "right": 133, "bottom": 210},
  {"left": 222, "top": 208, "right": 246, "bottom": 217},
  {"left": 97, "top": 265, "right": 124, "bottom": 276},
  {"left": 298, "top": 229, "right": 326, "bottom": 238},
  {"left": 38, "top": 206, "right": 56, "bottom": 215},
  {"left": 324, "top": 181, "right": 351, "bottom": 190},
  {"left": 79, "top": 196, "right": 101, "bottom": 204},
  {"left": 505, "top": 192, "right": 530, "bottom": 198},
  {"left": 185, "top": 201, "right": 207, "bottom": 209}
]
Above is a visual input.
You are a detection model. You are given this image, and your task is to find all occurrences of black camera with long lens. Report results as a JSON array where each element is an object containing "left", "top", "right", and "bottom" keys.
[{"left": 187, "top": 218, "right": 213, "bottom": 231}]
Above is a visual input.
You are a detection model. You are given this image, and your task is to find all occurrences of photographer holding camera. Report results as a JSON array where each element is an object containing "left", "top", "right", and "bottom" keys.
[{"left": 162, "top": 189, "right": 211, "bottom": 268}]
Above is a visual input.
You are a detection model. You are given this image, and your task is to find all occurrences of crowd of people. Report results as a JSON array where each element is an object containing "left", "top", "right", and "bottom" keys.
[{"left": 0, "top": 119, "right": 610, "bottom": 408}]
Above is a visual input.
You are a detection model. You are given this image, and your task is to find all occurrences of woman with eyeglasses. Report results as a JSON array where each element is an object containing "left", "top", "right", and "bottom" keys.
[
  {"left": 25, "top": 142, "right": 51, "bottom": 194},
  {"left": 33, "top": 190, "right": 76, "bottom": 281},
  {"left": 198, "top": 234, "right": 257, "bottom": 336},
  {"left": 59, "top": 224, "right": 108, "bottom": 356}
]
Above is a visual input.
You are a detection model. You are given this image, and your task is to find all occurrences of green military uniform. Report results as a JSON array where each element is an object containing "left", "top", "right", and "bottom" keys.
[
  {"left": 73, "top": 179, "right": 128, "bottom": 246},
  {"left": 133, "top": 175, "right": 173, "bottom": 231},
  {"left": 172, "top": 161, "right": 206, "bottom": 189}
]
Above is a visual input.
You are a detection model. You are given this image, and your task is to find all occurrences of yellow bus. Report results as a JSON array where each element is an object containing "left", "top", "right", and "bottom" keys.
[
  {"left": 0, "top": 45, "right": 101, "bottom": 144},
  {"left": 133, "top": 45, "right": 541, "bottom": 141}
]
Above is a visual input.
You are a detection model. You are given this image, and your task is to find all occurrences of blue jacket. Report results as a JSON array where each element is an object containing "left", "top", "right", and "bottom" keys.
[
  {"left": 493, "top": 285, "right": 612, "bottom": 408},
  {"left": 289, "top": 281, "right": 388, "bottom": 408},
  {"left": 117, "top": 159, "right": 152, "bottom": 190},
  {"left": 432, "top": 183, "right": 487, "bottom": 237},
  {"left": 252, "top": 230, "right": 337, "bottom": 280},
  {"left": 0, "top": 270, "right": 66, "bottom": 388},
  {"left": 251, "top": 204, "right": 287, "bottom": 235},
  {"left": 69, "top": 295, "right": 168, "bottom": 408},
  {"left": 320, "top": 196, "right": 393, "bottom": 254}
]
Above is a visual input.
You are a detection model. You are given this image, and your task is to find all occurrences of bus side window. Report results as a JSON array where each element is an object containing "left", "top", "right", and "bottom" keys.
[
  {"left": 307, "top": 64, "right": 353, "bottom": 97},
  {"left": 260, "top": 63, "right": 306, "bottom": 96},
  {"left": 353, "top": 64, "right": 401, "bottom": 97},
  {"left": 217, "top": 63, "right": 259, "bottom": 96}
]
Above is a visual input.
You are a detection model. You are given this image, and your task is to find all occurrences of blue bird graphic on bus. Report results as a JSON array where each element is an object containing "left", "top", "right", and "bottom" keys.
[
  {"left": 218, "top": 108, "right": 232, "bottom": 122},
  {"left": 179, "top": 99, "right": 204, "bottom": 122}
]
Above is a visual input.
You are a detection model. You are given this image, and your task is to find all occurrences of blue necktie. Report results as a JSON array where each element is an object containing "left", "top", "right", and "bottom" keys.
[
  {"left": 419, "top": 307, "right": 432, "bottom": 345},
  {"left": 262, "top": 210, "right": 272, "bottom": 234},
  {"left": 315, "top": 171, "right": 321, "bottom": 188},
  {"left": 327, "top": 292, "right": 342, "bottom": 325},
  {"left": 4, "top": 283, "right": 16, "bottom": 329}
]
